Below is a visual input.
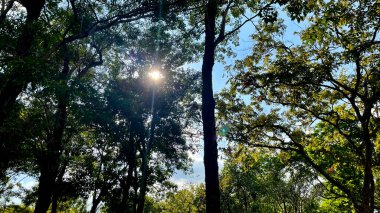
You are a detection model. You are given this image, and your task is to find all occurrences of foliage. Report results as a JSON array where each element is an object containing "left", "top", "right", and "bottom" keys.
[
  {"left": 220, "top": 148, "right": 321, "bottom": 213},
  {"left": 0, "top": 205, "right": 33, "bottom": 213},
  {"left": 2, "top": 0, "right": 380, "bottom": 212},
  {"left": 158, "top": 184, "right": 206, "bottom": 213},
  {"left": 0, "top": 1, "right": 202, "bottom": 211},
  {"left": 218, "top": 0, "right": 380, "bottom": 212}
]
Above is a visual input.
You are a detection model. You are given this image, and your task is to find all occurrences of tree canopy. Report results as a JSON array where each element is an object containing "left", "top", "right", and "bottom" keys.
[{"left": 1, "top": 0, "right": 380, "bottom": 213}]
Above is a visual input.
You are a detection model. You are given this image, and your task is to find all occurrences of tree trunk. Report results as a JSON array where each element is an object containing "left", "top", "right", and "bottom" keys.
[
  {"left": 51, "top": 193, "right": 58, "bottom": 213},
  {"left": 121, "top": 144, "right": 137, "bottom": 213},
  {"left": 90, "top": 200, "right": 100, "bottom": 213},
  {"left": 90, "top": 188, "right": 105, "bottom": 213},
  {"left": 35, "top": 167, "right": 56, "bottom": 213},
  {"left": 137, "top": 88, "right": 157, "bottom": 213},
  {"left": 133, "top": 167, "right": 139, "bottom": 213},
  {"left": 202, "top": 1, "right": 220, "bottom": 213},
  {"left": 34, "top": 55, "right": 69, "bottom": 213},
  {"left": 136, "top": 142, "right": 148, "bottom": 213},
  {"left": 34, "top": 102, "right": 66, "bottom": 213},
  {"left": 359, "top": 116, "right": 375, "bottom": 213},
  {"left": 51, "top": 160, "right": 67, "bottom": 213}
]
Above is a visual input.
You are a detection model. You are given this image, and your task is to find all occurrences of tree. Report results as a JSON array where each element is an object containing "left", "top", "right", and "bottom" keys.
[
  {"left": 101, "top": 68, "right": 199, "bottom": 212},
  {"left": 0, "top": 1, "right": 201, "bottom": 212},
  {"left": 219, "top": 0, "right": 380, "bottom": 212},
  {"left": 201, "top": 1, "right": 221, "bottom": 211},
  {"left": 199, "top": 0, "right": 288, "bottom": 211},
  {"left": 220, "top": 147, "right": 321, "bottom": 213},
  {"left": 0, "top": 0, "right": 194, "bottom": 180},
  {"left": 75, "top": 20, "right": 201, "bottom": 213},
  {"left": 159, "top": 184, "right": 206, "bottom": 213},
  {"left": 0, "top": 14, "right": 201, "bottom": 212}
]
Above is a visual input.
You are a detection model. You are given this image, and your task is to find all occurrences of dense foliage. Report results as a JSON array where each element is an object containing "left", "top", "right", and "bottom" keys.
[
  {"left": 218, "top": 0, "right": 380, "bottom": 212},
  {"left": 0, "top": 0, "right": 379, "bottom": 213}
]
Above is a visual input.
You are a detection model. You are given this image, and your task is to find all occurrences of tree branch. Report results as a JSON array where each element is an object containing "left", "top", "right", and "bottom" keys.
[
  {"left": 214, "top": 0, "right": 233, "bottom": 45},
  {"left": 0, "top": 0, "right": 14, "bottom": 23},
  {"left": 77, "top": 43, "right": 103, "bottom": 78},
  {"left": 236, "top": 119, "right": 358, "bottom": 205}
]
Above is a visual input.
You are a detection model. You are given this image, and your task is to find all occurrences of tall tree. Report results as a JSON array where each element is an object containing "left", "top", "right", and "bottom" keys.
[
  {"left": 201, "top": 0, "right": 220, "bottom": 211},
  {"left": 199, "top": 0, "right": 292, "bottom": 211}
]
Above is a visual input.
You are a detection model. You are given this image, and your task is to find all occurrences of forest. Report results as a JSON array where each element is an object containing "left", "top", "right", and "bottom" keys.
[{"left": 0, "top": 0, "right": 379, "bottom": 212}]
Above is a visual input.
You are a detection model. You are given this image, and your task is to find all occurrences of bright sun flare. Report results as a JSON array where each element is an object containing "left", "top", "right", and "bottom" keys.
[{"left": 149, "top": 70, "right": 162, "bottom": 81}]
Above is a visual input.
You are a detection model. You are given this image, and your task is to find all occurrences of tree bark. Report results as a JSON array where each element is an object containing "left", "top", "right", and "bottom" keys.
[
  {"left": 34, "top": 166, "right": 57, "bottom": 213},
  {"left": 90, "top": 199, "right": 101, "bottom": 213},
  {"left": 133, "top": 167, "right": 139, "bottom": 213},
  {"left": 202, "top": 0, "right": 220, "bottom": 212},
  {"left": 136, "top": 140, "right": 148, "bottom": 213},
  {"left": 51, "top": 160, "right": 67, "bottom": 213}
]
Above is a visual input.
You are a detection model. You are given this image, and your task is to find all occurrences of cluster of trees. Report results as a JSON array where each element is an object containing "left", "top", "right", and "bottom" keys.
[
  {"left": 1, "top": 0, "right": 379, "bottom": 213},
  {"left": 0, "top": 0, "right": 203, "bottom": 212},
  {"left": 148, "top": 153, "right": 322, "bottom": 213},
  {"left": 217, "top": 0, "right": 380, "bottom": 212}
]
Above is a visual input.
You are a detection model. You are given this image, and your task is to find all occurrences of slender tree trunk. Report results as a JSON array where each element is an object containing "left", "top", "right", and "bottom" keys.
[
  {"left": 34, "top": 102, "right": 66, "bottom": 213},
  {"left": 51, "top": 161, "right": 67, "bottom": 213},
  {"left": 34, "top": 54, "right": 69, "bottom": 213},
  {"left": 202, "top": 0, "right": 220, "bottom": 212},
  {"left": 133, "top": 167, "right": 139, "bottom": 213},
  {"left": 137, "top": 88, "right": 157, "bottom": 213},
  {"left": 51, "top": 194, "right": 58, "bottom": 213},
  {"left": 360, "top": 116, "right": 375, "bottom": 213},
  {"left": 35, "top": 167, "right": 57, "bottom": 213},
  {"left": 121, "top": 145, "right": 137, "bottom": 213},
  {"left": 90, "top": 199, "right": 100, "bottom": 213},
  {"left": 90, "top": 187, "right": 105, "bottom": 213},
  {"left": 136, "top": 142, "right": 148, "bottom": 213}
]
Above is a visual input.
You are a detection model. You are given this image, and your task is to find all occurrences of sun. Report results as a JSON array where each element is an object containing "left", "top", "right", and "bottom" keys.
[{"left": 148, "top": 70, "right": 163, "bottom": 81}]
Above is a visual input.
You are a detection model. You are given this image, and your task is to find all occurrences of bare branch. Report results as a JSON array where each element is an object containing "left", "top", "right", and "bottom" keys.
[
  {"left": 215, "top": 0, "right": 233, "bottom": 45},
  {"left": 216, "top": 0, "right": 277, "bottom": 45},
  {"left": 245, "top": 142, "right": 299, "bottom": 152}
]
